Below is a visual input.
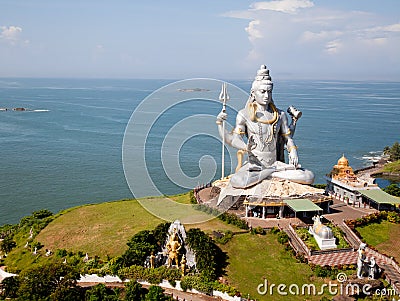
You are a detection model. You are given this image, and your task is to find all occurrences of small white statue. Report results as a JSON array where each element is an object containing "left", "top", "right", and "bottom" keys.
[
  {"left": 83, "top": 253, "right": 89, "bottom": 262},
  {"left": 45, "top": 249, "right": 52, "bottom": 257},
  {"left": 33, "top": 247, "right": 37, "bottom": 255},
  {"left": 24, "top": 241, "right": 29, "bottom": 248},
  {"left": 357, "top": 243, "right": 367, "bottom": 279},
  {"left": 368, "top": 257, "right": 380, "bottom": 280}
]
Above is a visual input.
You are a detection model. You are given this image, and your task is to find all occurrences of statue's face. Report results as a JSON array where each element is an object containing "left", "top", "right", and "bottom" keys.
[{"left": 254, "top": 83, "right": 273, "bottom": 106}]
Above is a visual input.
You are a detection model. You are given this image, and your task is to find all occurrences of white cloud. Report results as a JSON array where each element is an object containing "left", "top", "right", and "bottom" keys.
[
  {"left": 324, "top": 39, "right": 342, "bottom": 54},
  {"left": 365, "top": 37, "right": 387, "bottom": 46},
  {"left": 223, "top": 1, "right": 400, "bottom": 79},
  {"left": 301, "top": 30, "right": 343, "bottom": 42},
  {"left": 368, "top": 23, "right": 400, "bottom": 33},
  {"left": 251, "top": 0, "right": 314, "bottom": 14},
  {"left": 0, "top": 25, "right": 28, "bottom": 46},
  {"left": 245, "top": 20, "right": 263, "bottom": 42}
]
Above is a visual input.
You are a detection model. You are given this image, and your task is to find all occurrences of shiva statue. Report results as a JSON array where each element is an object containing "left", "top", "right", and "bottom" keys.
[{"left": 216, "top": 65, "right": 314, "bottom": 188}]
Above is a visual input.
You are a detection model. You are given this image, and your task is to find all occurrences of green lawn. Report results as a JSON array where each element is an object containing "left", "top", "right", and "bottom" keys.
[
  {"left": 219, "top": 233, "right": 329, "bottom": 301},
  {"left": 381, "top": 159, "right": 400, "bottom": 173},
  {"left": 33, "top": 194, "right": 238, "bottom": 258},
  {"left": 356, "top": 220, "right": 390, "bottom": 246},
  {"left": 356, "top": 220, "right": 400, "bottom": 261}
]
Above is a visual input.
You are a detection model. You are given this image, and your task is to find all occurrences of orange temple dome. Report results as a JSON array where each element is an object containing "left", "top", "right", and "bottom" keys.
[
  {"left": 337, "top": 154, "right": 349, "bottom": 167},
  {"left": 329, "top": 154, "right": 358, "bottom": 183}
]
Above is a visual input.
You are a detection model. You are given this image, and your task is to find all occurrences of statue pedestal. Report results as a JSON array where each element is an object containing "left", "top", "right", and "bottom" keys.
[
  {"left": 215, "top": 177, "right": 324, "bottom": 207},
  {"left": 309, "top": 226, "right": 337, "bottom": 250}
]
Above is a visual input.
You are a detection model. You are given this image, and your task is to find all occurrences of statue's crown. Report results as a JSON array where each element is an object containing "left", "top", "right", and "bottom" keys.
[{"left": 255, "top": 64, "right": 271, "bottom": 81}]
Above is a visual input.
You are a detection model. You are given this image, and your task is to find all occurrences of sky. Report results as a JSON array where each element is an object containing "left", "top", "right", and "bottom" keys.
[{"left": 1, "top": 0, "right": 399, "bottom": 80}]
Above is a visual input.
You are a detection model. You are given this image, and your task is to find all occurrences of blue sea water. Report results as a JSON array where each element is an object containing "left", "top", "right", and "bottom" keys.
[{"left": 0, "top": 78, "right": 399, "bottom": 225}]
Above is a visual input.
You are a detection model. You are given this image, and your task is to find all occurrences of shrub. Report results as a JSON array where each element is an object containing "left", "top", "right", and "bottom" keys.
[
  {"left": 251, "top": 226, "right": 266, "bottom": 235},
  {"left": 118, "top": 265, "right": 181, "bottom": 284},
  {"left": 180, "top": 275, "right": 213, "bottom": 294},
  {"left": 186, "top": 228, "right": 228, "bottom": 280},
  {"left": 55, "top": 249, "right": 68, "bottom": 258},
  {"left": 212, "top": 281, "right": 239, "bottom": 296},
  {"left": 295, "top": 253, "right": 307, "bottom": 263},
  {"left": 189, "top": 190, "right": 197, "bottom": 204},
  {"left": 32, "top": 209, "right": 53, "bottom": 220},
  {"left": 193, "top": 205, "right": 249, "bottom": 230},
  {"left": 277, "top": 231, "right": 289, "bottom": 244},
  {"left": 313, "top": 265, "right": 329, "bottom": 278},
  {"left": 270, "top": 227, "right": 280, "bottom": 234},
  {"left": 387, "top": 212, "right": 400, "bottom": 223},
  {"left": 214, "top": 231, "right": 234, "bottom": 245}
]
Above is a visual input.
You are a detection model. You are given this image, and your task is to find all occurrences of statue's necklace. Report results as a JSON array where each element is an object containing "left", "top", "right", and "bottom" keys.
[
  {"left": 249, "top": 102, "right": 278, "bottom": 146},
  {"left": 249, "top": 102, "right": 279, "bottom": 125}
]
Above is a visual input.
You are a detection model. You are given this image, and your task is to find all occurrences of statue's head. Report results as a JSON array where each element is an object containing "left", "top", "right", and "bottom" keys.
[{"left": 251, "top": 65, "right": 274, "bottom": 106}]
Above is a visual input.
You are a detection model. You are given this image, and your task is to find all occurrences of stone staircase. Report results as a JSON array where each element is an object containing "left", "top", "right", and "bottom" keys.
[{"left": 284, "top": 220, "right": 400, "bottom": 295}]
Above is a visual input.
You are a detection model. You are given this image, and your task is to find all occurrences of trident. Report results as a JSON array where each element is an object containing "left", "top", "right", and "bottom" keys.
[{"left": 219, "top": 82, "right": 229, "bottom": 179}]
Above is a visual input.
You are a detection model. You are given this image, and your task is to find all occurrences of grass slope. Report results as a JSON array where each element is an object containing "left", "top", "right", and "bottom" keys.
[
  {"left": 220, "top": 233, "right": 327, "bottom": 301},
  {"left": 356, "top": 220, "right": 400, "bottom": 261},
  {"left": 35, "top": 194, "right": 239, "bottom": 259},
  {"left": 381, "top": 159, "right": 400, "bottom": 173},
  {"left": 36, "top": 199, "right": 162, "bottom": 258}
]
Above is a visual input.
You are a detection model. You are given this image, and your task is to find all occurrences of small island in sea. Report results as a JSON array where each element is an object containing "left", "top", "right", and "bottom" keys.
[{"left": 177, "top": 88, "right": 210, "bottom": 92}]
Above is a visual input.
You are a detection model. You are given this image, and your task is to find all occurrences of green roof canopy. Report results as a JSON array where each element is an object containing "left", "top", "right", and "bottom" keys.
[
  {"left": 358, "top": 189, "right": 400, "bottom": 205},
  {"left": 285, "top": 199, "right": 323, "bottom": 212}
]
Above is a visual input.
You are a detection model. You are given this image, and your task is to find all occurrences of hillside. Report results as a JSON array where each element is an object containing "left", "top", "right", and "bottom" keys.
[
  {"left": 4, "top": 194, "right": 333, "bottom": 300},
  {"left": 35, "top": 194, "right": 239, "bottom": 258}
]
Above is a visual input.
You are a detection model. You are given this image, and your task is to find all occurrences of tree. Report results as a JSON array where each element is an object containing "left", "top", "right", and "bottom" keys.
[
  {"left": 17, "top": 261, "right": 80, "bottom": 301},
  {"left": 32, "top": 209, "right": 53, "bottom": 219},
  {"left": 385, "top": 142, "right": 400, "bottom": 161},
  {"left": 0, "top": 235, "right": 16, "bottom": 254},
  {"left": 390, "top": 142, "right": 400, "bottom": 161},
  {"left": 185, "top": 228, "right": 228, "bottom": 280},
  {"left": 0, "top": 224, "right": 17, "bottom": 239},
  {"left": 125, "top": 281, "right": 145, "bottom": 301},
  {"left": 0, "top": 276, "right": 20, "bottom": 299},
  {"left": 144, "top": 285, "right": 171, "bottom": 301},
  {"left": 152, "top": 222, "right": 171, "bottom": 248},
  {"left": 85, "top": 284, "right": 120, "bottom": 301},
  {"left": 121, "top": 230, "right": 158, "bottom": 267},
  {"left": 383, "top": 184, "right": 400, "bottom": 197}
]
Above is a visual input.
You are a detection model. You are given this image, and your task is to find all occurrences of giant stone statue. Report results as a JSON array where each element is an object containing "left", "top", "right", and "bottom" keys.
[{"left": 216, "top": 65, "right": 314, "bottom": 188}]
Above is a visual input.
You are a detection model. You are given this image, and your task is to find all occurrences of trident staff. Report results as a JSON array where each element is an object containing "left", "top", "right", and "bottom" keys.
[{"left": 219, "top": 82, "right": 229, "bottom": 179}]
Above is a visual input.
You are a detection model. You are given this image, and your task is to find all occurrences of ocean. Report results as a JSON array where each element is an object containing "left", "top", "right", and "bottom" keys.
[{"left": 1, "top": 78, "right": 399, "bottom": 225}]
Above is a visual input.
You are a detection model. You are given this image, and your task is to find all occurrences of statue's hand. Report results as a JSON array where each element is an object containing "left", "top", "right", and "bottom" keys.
[
  {"left": 247, "top": 136, "right": 257, "bottom": 152},
  {"left": 216, "top": 110, "right": 227, "bottom": 124},
  {"left": 289, "top": 148, "right": 298, "bottom": 167}
]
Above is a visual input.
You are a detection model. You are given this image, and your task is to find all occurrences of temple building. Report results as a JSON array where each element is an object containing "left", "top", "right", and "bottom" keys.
[{"left": 325, "top": 155, "right": 400, "bottom": 210}]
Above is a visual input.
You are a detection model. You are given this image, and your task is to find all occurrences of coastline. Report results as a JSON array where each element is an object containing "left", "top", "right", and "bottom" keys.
[{"left": 355, "top": 158, "right": 400, "bottom": 184}]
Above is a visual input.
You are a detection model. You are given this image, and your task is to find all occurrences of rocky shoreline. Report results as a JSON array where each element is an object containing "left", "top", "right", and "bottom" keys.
[{"left": 355, "top": 158, "right": 400, "bottom": 183}]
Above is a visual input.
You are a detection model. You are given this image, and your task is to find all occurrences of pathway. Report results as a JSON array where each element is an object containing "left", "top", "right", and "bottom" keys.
[{"left": 245, "top": 216, "right": 306, "bottom": 230}]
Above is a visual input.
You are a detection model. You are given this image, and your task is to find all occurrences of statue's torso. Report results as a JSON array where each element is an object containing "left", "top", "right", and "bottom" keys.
[{"left": 238, "top": 107, "right": 283, "bottom": 167}]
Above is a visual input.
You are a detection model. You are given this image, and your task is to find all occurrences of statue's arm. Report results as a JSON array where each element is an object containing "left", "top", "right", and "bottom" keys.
[
  {"left": 217, "top": 110, "right": 247, "bottom": 150},
  {"left": 280, "top": 111, "right": 298, "bottom": 167}
]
